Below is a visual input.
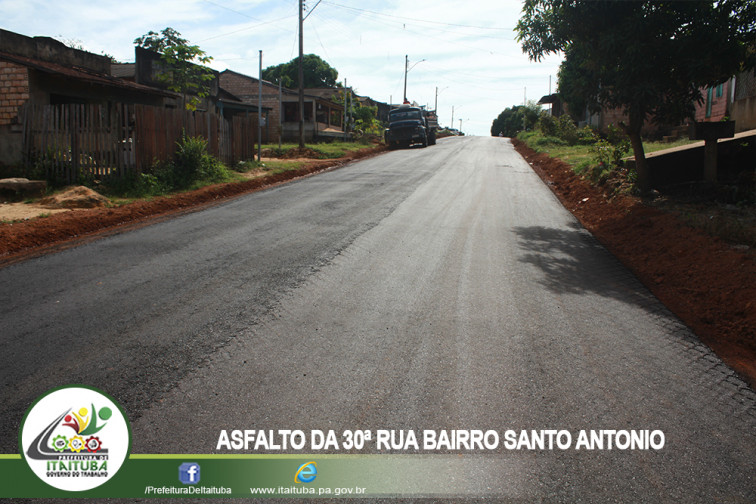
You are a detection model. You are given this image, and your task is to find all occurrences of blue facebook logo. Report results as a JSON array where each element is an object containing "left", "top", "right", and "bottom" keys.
[{"left": 179, "top": 462, "right": 201, "bottom": 485}]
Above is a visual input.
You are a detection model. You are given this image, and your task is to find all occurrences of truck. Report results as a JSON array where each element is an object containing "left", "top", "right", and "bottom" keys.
[{"left": 385, "top": 105, "right": 438, "bottom": 149}]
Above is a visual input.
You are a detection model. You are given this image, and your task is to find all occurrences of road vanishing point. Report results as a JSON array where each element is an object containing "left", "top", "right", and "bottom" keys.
[{"left": 1, "top": 136, "right": 754, "bottom": 501}]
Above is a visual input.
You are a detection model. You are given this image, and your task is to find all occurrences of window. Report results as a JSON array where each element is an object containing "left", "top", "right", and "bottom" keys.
[
  {"left": 705, "top": 87, "right": 713, "bottom": 118},
  {"left": 283, "top": 102, "right": 299, "bottom": 122},
  {"left": 715, "top": 83, "right": 723, "bottom": 98},
  {"left": 389, "top": 110, "right": 421, "bottom": 121}
]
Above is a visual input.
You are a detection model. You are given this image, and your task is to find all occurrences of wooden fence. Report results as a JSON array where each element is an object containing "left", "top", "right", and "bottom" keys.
[{"left": 22, "top": 103, "right": 260, "bottom": 184}]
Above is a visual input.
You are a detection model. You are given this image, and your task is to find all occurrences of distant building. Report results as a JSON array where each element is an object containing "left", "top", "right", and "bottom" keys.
[{"left": 219, "top": 70, "right": 345, "bottom": 143}]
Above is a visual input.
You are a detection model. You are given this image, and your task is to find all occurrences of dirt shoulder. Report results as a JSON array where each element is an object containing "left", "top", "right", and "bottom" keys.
[
  {"left": 512, "top": 138, "right": 756, "bottom": 388},
  {"left": 0, "top": 145, "right": 385, "bottom": 265}
]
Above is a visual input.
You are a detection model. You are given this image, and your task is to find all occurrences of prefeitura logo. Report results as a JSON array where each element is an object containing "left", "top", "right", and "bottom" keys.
[{"left": 20, "top": 385, "right": 131, "bottom": 491}]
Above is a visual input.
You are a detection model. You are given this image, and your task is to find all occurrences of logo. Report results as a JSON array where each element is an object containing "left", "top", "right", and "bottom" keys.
[
  {"left": 20, "top": 385, "right": 130, "bottom": 492},
  {"left": 179, "top": 462, "right": 201, "bottom": 485},
  {"left": 294, "top": 461, "right": 318, "bottom": 483}
]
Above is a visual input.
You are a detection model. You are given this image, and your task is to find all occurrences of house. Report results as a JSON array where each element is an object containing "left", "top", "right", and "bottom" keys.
[
  {"left": 537, "top": 94, "right": 564, "bottom": 118},
  {"left": 305, "top": 87, "right": 392, "bottom": 128},
  {"left": 0, "top": 29, "right": 173, "bottom": 169},
  {"left": 356, "top": 95, "right": 392, "bottom": 124},
  {"left": 114, "top": 51, "right": 271, "bottom": 141},
  {"left": 219, "top": 70, "right": 345, "bottom": 143},
  {"left": 576, "top": 105, "right": 661, "bottom": 137},
  {"left": 694, "top": 70, "right": 756, "bottom": 133},
  {"left": 577, "top": 70, "right": 756, "bottom": 138}
]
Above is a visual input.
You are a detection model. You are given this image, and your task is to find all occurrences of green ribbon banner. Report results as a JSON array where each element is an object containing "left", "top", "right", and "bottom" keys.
[{"left": 0, "top": 453, "right": 519, "bottom": 499}]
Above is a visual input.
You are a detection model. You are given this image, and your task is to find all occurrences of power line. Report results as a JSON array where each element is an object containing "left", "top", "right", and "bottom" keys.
[
  {"left": 322, "top": 1, "right": 511, "bottom": 31},
  {"left": 311, "top": 4, "right": 518, "bottom": 58},
  {"left": 201, "top": 0, "right": 265, "bottom": 21},
  {"left": 198, "top": 15, "right": 296, "bottom": 43},
  {"left": 303, "top": 0, "right": 324, "bottom": 21}
]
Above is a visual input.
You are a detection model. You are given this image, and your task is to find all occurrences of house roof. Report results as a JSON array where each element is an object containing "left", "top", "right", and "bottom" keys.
[
  {"left": 538, "top": 94, "right": 561, "bottom": 105},
  {"left": 217, "top": 86, "right": 271, "bottom": 112},
  {"left": 305, "top": 87, "right": 342, "bottom": 100},
  {"left": 219, "top": 69, "right": 343, "bottom": 110},
  {"left": 357, "top": 95, "right": 389, "bottom": 107},
  {"left": 219, "top": 69, "right": 280, "bottom": 96},
  {"left": 0, "top": 51, "right": 173, "bottom": 97},
  {"left": 111, "top": 63, "right": 135, "bottom": 79}
]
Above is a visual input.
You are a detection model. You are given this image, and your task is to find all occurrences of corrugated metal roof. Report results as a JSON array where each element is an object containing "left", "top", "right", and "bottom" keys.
[{"left": 0, "top": 51, "right": 173, "bottom": 97}]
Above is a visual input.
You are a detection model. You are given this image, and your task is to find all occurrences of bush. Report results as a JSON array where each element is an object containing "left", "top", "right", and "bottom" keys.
[
  {"left": 535, "top": 114, "right": 596, "bottom": 146},
  {"left": 101, "top": 135, "right": 231, "bottom": 197},
  {"left": 172, "top": 134, "right": 230, "bottom": 188},
  {"left": 591, "top": 125, "right": 630, "bottom": 168},
  {"left": 102, "top": 169, "right": 169, "bottom": 198},
  {"left": 576, "top": 126, "right": 596, "bottom": 145},
  {"left": 555, "top": 115, "right": 579, "bottom": 145},
  {"left": 536, "top": 113, "right": 558, "bottom": 137}
]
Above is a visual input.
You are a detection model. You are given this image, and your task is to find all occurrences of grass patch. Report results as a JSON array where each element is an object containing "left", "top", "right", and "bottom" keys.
[
  {"left": 640, "top": 138, "right": 697, "bottom": 155},
  {"left": 519, "top": 130, "right": 697, "bottom": 166},
  {"left": 517, "top": 131, "right": 593, "bottom": 168},
  {"left": 234, "top": 159, "right": 309, "bottom": 176},
  {"left": 262, "top": 160, "right": 308, "bottom": 173},
  {"left": 261, "top": 141, "right": 377, "bottom": 159}
]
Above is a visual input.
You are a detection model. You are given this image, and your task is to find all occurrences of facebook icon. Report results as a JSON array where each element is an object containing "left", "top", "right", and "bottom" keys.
[{"left": 178, "top": 462, "right": 201, "bottom": 485}]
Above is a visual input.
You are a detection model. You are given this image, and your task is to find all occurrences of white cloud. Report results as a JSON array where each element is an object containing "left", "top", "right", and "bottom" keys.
[{"left": 3, "top": 0, "right": 562, "bottom": 135}]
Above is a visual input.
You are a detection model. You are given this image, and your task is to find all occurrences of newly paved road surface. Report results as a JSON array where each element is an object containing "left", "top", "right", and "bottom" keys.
[{"left": 1, "top": 137, "right": 754, "bottom": 501}]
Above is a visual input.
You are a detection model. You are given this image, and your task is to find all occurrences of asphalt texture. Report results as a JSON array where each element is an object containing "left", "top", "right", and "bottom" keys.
[{"left": 1, "top": 136, "right": 754, "bottom": 502}]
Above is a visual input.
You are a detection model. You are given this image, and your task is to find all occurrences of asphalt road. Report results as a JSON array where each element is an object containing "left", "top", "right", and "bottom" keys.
[{"left": 1, "top": 136, "right": 754, "bottom": 501}]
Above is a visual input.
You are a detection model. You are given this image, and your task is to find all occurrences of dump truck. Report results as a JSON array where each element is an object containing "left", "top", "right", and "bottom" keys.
[{"left": 385, "top": 105, "right": 438, "bottom": 149}]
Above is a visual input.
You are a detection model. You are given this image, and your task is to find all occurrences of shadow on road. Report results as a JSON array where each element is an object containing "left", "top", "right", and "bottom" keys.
[{"left": 513, "top": 223, "right": 655, "bottom": 309}]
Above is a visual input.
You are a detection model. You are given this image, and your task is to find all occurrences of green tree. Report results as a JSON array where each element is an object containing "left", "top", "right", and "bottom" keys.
[
  {"left": 262, "top": 54, "right": 338, "bottom": 88},
  {"left": 491, "top": 106, "right": 524, "bottom": 137},
  {"left": 352, "top": 104, "right": 382, "bottom": 136},
  {"left": 135, "top": 28, "right": 214, "bottom": 111},
  {"left": 491, "top": 101, "right": 541, "bottom": 137},
  {"left": 134, "top": 28, "right": 188, "bottom": 53},
  {"left": 516, "top": 0, "right": 756, "bottom": 192}
]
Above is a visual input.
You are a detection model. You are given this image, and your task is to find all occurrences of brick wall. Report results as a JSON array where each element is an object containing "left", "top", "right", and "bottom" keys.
[
  {"left": 220, "top": 71, "right": 282, "bottom": 137},
  {"left": 694, "top": 81, "right": 731, "bottom": 122},
  {"left": 598, "top": 106, "right": 657, "bottom": 136},
  {"left": 0, "top": 61, "right": 29, "bottom": 125}
]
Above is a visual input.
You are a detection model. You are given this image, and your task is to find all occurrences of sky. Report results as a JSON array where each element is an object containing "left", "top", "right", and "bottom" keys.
[{"left": 1, "top": 0, "right": 563, "bottom": 136}]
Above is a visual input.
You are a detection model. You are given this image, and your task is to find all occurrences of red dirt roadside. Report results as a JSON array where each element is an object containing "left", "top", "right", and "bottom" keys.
[{"left": 513, "top": 138, "right": 756, "bottom": 388}]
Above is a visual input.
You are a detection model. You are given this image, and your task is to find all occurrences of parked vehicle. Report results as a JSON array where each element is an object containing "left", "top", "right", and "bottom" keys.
[{"left": 385, "top": 105, "right": 438, "bottom": 149}]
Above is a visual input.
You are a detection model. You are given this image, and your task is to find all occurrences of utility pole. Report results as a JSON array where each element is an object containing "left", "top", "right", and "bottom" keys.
[
  {"left": 451, "top": 105, "right": 454, "bottom": 130},
  {"left": 347, "top": 85, "right": 352, "bottom": 139},
  {"left": 548, "top": 75, "right": 552, "bottom": 115},
  {"left": 403, "top": 54, "right": 408, "bottom": 103},
  {"left": 343, "top": 78, "right": 347, "bottom": 141},
  {"left": 278, "top": 78, "right": 282, "bottom": 149},
  {"left": 258, "top": 50, "right": 263, "bottom": 162},
  {"left": 298, "top": 0, "right": 305, "bottom": 147}
]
